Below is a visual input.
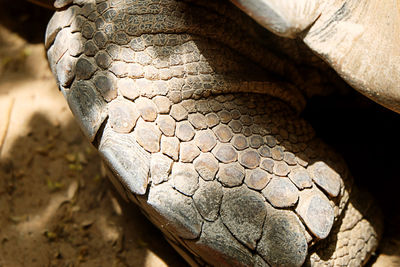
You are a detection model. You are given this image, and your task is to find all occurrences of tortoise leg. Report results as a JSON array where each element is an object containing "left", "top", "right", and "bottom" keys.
[{"left": 45, "top": 0, "right": 382, "bottom": 266}]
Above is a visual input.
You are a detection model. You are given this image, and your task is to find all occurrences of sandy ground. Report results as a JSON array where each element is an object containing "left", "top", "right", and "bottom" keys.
[{"left": 0, "top": 2, "right": 400, "bottom": 267}]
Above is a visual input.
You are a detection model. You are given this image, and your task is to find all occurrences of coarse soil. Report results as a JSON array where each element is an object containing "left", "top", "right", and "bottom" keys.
[{"left": 0, "top": 1, "right": 399, "bottom": 267}]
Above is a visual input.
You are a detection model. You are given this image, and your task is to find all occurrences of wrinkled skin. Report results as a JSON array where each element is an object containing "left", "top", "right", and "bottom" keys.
[{"left": 45, "top": 0, "right": 383, "bottom": 266}]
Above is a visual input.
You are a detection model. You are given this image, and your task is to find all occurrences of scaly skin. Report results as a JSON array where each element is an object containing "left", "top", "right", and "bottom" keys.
[{"left": 45, "top": 0, "right": 382, "bottom": 266}]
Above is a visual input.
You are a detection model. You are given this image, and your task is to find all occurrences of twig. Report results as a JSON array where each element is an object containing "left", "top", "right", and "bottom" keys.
[
  {"left": 0, "top": 97, "right": 15, "bottom": 157},
  {"left": 26, "top": 0, "right": 56, "bottom": 10}
]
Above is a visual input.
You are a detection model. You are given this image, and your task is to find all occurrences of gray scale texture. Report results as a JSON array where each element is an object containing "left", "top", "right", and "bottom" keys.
[{"left": 46, "top": 0, "right": 382, "bottom": 266}]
